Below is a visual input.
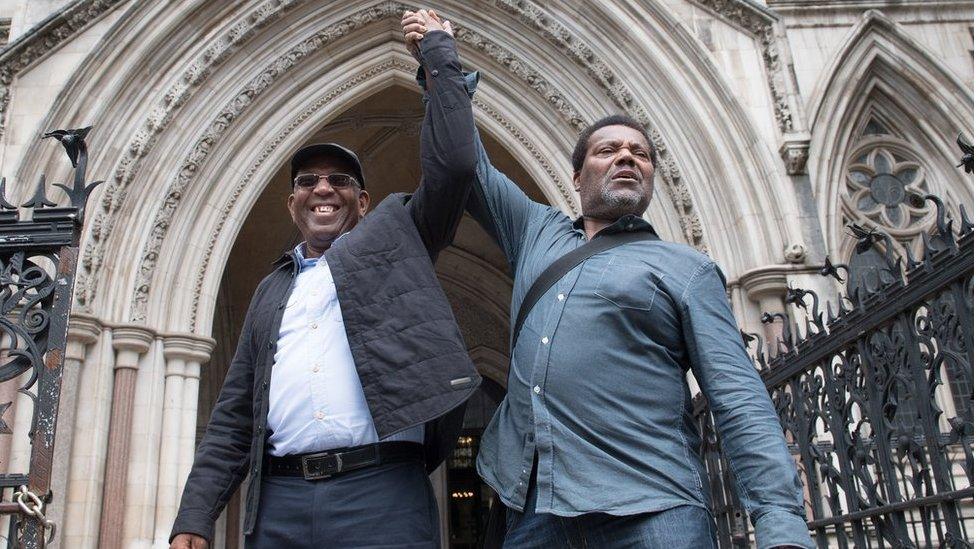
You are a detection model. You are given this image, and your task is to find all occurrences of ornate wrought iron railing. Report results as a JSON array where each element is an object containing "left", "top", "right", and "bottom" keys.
[
  {"left": 0, "top": 127, "right": 99, "bottom": 548},
  {"left": 695, "top": 141, "right": 974, "bottom": 549}
]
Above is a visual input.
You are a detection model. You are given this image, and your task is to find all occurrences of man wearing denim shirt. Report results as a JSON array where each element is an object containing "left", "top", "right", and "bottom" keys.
[{"left": 403, "top": 13, "right": 813, "bottom": 549}]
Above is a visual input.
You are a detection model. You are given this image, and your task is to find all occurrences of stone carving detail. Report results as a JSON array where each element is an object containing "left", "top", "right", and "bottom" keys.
[
  {"left": 841, "top": 118, "right": 934, "bottom": 255},
  {"left": 690, "top": 0, "right": 796, "bottom": 132},
  {"left": 0, "top": 0, "right": 125, "bottom": 139},
  {"left": 783, "top": 243, "right": 807, "bottom": 263},
  {"left": 71, "top": 0, "right": 706, "bottom": 323},
  {"left": 78, "top": 0, "right": 307, "bottom": 310},
  {"left": 128, "top": 1, "right": 401, "bottom": 321},
  {"left": 779, "top": 136, "right": 810, "bottom": 175}
]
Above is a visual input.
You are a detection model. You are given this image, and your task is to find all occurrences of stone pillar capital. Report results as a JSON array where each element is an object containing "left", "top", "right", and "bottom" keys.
[
  {"left": 739, "top": 267, "right": 790, "bottom": 303},
  {"left": 112, "top": 325, "right": 155, "bottom": 370},
  {"left": 67, "top": 313, "right": 102, "bottom": 345},
  {"left": 162, "top": 334, "right": 215, "bottom": 364}
]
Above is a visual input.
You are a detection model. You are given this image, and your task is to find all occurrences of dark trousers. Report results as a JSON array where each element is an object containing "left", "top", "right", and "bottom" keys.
[
  {"left": 503, "top": 478, "right": 718, "bottom": 549},
  {"left": 245, "top": 461, "right": 440, "bottom": 549}
]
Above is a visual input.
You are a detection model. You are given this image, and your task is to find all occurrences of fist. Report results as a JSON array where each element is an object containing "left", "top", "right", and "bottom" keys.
[
  {"left": 170, "top": 533, "right": 208, "bottom": 549},
  {"left": 401, "top": 9, "right": 454, "bottom": 60}
]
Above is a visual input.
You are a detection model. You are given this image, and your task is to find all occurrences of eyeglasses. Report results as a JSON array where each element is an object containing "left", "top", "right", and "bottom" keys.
[{"left": 293, "top": 173, "right": 360, "bottom": 190}]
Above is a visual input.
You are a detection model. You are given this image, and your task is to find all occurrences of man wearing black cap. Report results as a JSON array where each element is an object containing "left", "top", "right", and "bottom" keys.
[{"left": 170, "top": 11, "right": 479, "bottom": 549}]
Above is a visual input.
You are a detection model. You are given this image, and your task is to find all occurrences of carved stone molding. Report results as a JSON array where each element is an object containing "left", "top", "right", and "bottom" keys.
[
  {"left": 110, "top": 324, "right": 154, "bottom": 370},
  {"left": 125, "top": 2, "right": 411, "bottom": 321},
  {"left": 0, "top": 0, "right": 125, "bottom": 139},
  {"left": 739, "top": 267, "right": 790, "bottom": 303},
  {"left": 73, "top": 0, "right": 707, "bottom": 326},
  {"left": 67, "top": 312, "right": 102, "bottom": 345},
  {"left": 77, "top": 0, "right": 307, "bottom": 311},
  {"left": 779, "top": 132, "right": 810, "bottom": 175},
  {"left": 162, "top": 334, "right": 214, "bottom": 364},
  {"left": 690, "top": 0, "right": 798, "bottom": 133}
]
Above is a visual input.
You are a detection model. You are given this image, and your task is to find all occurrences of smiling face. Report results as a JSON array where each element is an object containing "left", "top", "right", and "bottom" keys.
[
  {"left": 287, "top": 156, "right": 370, "bottom": 258},
  {"left": 573, "top": 125, "right": 655, "bottom": 221}
]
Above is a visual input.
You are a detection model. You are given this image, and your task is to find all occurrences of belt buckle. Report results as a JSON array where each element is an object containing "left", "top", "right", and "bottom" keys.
[{"left": 301, "top": 451, "right": 343, "bottom": 480}]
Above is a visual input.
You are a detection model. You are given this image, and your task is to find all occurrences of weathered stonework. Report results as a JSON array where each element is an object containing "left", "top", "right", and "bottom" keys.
[
  {"left": 0, "top": 0, "right": 125, "bottom": 138},
  {"left": 691, "top": 0, "right": 798, "bottom": 132},
  {"left": 78, "top": 0, "right": 306, "bottom": 310},
  {"left": 127, "top": 1, "right": 401, "bottom": 321},
  {"left": 134, "top": 3, "right": 710, "bottom": 324}
]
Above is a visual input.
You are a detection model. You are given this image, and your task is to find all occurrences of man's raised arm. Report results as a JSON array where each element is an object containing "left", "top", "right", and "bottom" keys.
[
  {"left": 401, "top": 10, "right": 476, "bottom": 257},
  {"left": 404, "top": 11, "right": 546, "bottom": 270}
]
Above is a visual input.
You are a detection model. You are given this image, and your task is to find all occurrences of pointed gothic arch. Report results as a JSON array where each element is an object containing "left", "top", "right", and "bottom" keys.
[
  {"left": 7, "top": 0, "right": 810, "bottom": 339},
  {"left": 807, "top": 9, "right": 974, "bottom": 258}
]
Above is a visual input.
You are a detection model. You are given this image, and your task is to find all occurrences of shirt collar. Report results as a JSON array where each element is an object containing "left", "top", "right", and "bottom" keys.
[
  {"left": 272, "top": 233, "right": 352, "bottom": 269},
  {"left": 292, "top": 242, "right": 320, "bottom": 269},
  {"left": 571, "top": 214, "right": 658, "bottom": 238}
]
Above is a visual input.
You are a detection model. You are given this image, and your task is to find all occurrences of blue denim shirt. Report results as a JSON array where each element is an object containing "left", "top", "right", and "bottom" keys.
[{"left": 460, "top": 105, "right": 812, "bottom": 549}]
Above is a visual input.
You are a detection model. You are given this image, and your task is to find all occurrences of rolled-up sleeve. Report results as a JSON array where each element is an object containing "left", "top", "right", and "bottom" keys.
[{"left": 680, "top": 261, "right": 813, "bottom": 549}]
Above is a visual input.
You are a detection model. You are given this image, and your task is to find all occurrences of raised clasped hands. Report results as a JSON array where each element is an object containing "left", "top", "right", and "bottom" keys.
[{"left": 401, "top": 8, "right": 454, "bottom": 61}]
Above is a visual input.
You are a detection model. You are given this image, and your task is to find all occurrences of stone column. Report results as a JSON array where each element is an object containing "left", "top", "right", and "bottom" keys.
[
  {"left": 178, "top": 338, "right": 213, "bottom": 493},
  {"left": 741, "top": 269, "right": 789, "bottom": 357},
  {"left": 47, "top": 314, "right": 101, "bottom": 548},
  {"left": 63, "top": 326, "right": 115, "bottom": 548},
  {"left": 98, "top": 325, "right": 154, "bottom": 549},
  {"left": 153, "top": 335, "right": 212, "bottom": 548}
]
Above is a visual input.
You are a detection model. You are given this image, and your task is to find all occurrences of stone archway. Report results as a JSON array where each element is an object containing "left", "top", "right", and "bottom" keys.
[{"left": 4, "top": 2, "right": 826, "bottom": 546}]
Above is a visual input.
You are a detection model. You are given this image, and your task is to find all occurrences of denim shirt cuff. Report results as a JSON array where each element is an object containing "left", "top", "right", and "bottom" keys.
[{"left": 753, "top": 509, "right": 815, "bottom": 549}]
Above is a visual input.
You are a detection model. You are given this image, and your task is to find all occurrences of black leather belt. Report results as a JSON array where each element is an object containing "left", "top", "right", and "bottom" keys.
[{"left": 264, "top": 441, "right": 424, "bottom": 481}]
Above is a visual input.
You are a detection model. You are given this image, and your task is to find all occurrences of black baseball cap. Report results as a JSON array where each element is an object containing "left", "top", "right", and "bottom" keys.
[{"left": 289, "top": 143, "right": 366, "bottom": 188}]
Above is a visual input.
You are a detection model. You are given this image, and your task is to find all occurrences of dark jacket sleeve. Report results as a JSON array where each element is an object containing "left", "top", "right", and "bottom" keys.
[
  {"left": 407, "top": 30, "right": 477, "bottom": 257},
  {"left": 169, "top": 290, "right": 261, "bottom": 543}
]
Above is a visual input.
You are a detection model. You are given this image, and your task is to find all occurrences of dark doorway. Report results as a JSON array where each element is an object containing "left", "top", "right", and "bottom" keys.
[{"left": 446, "top": 379, "right": 505, "bottom": 547}]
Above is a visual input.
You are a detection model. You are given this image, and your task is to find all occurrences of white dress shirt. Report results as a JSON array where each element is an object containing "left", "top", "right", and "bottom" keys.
[{"left": 266, "top": 243, "right": 424, "bottom": 456}]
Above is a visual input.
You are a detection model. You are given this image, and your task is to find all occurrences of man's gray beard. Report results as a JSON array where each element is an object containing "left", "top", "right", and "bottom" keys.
[
  {"left": 601, "top": 183, "right": 643, "bottom": 209},
  {"left": 587, "top": 179, "right": 648, "bottom": 218}
]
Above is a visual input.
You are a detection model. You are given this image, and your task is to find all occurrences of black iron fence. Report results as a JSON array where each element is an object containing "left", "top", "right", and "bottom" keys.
[
  {"left": 695, "top": 141, "right": 974, "bottom": 548},
  {"left": 0, "top": 128, "right": 99, "bottom": 548}
]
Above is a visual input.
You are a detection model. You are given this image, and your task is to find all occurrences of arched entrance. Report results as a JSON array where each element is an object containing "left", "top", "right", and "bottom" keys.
[{"left": 199, "top": 83, "right": 538, "bottom": 547}]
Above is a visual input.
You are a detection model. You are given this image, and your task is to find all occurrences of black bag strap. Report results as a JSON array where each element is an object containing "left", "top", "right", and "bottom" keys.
[{"left": 511, "top": 230, "right": 659, "bottom": 350}]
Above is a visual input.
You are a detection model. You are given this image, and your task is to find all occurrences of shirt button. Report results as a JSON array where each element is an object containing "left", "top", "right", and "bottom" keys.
[
  {"left": 312, "top": 365, "right": 320, "bottom": 373},
  {"left": 431, "top": 69, "right": 439, "bottom": 76},
  {"left": 557, "top": 294, "right": 565, "bottom": 301},
  {"left": 314, "top": 411, "right": 325, "bottom": 420},
  {"left": 541, "top": 336, "right": 549, "bottom": 344},
  {"left": 533, "top": 385, "right": 541, "bottom": 394},
  {"left": 310, "top": 323, "right": 318, "bottom": 330}
]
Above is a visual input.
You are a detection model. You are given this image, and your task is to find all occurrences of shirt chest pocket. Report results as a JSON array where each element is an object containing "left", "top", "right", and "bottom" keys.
[{"left": 593, "top": 257, "right": 659, "bottom": 311}]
